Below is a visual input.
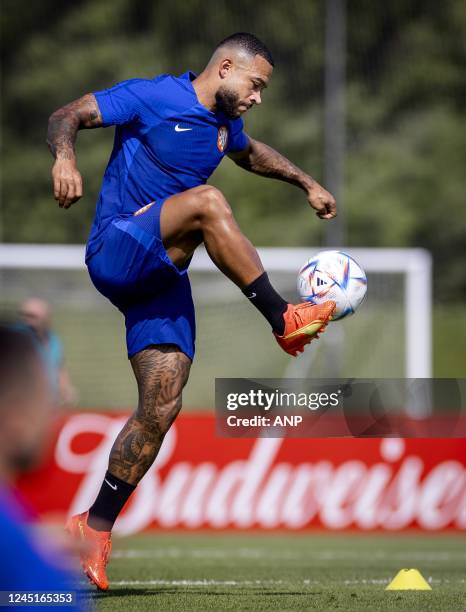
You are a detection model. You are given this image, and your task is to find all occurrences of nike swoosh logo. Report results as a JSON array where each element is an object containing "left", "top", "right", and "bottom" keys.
[
  {"left": 247, "top": 292, "right": 257, "bottom": 299},
  {"left": 104, "top": 478, "right": 118, "bottom": 491},
  {"left": 175, "top": 124, "right": 192, "bottom": 132}
]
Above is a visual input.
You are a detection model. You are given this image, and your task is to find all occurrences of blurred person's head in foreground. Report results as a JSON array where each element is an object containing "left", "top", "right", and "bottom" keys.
[
  {"left": 0, "top": 323, "right": 86, "bottom": 607},
  {"left": 0, "top": 323, "right": 53, "bottom": 482}
]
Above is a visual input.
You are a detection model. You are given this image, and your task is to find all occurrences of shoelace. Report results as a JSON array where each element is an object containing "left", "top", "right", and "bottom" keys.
[{"left": 292, "top": 302, "right": 318, "bottom": 327}]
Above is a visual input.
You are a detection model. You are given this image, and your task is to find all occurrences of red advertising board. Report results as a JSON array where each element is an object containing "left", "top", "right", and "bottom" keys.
[{"left": 16, "top": 412, "right": 466, "bottom": 533}]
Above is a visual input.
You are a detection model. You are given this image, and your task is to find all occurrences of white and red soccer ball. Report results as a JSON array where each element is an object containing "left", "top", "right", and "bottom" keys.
[{"left": 298, "top": 250, "right": 367, "bottom": 320}]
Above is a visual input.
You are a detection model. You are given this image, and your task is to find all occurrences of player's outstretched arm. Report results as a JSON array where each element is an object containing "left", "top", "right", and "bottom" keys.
[
  {"left": 228, "top": 136, "right": 337, "bottom": 220},
  {"left": 47, "top": 94, "right": 103, "bottom": 209}
]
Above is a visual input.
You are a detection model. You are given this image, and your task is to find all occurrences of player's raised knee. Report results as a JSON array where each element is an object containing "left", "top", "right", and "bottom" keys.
[{"left": 195, "top": 185, "right": 232, "bottom": 222}]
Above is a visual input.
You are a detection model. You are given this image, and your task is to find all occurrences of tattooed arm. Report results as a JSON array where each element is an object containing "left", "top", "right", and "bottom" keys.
[
  {"left": 228, "top": 136, "right": 337, "bottom": 220},
  {"left": 46, "top": 94, "right": 102, "bottom": 208}
]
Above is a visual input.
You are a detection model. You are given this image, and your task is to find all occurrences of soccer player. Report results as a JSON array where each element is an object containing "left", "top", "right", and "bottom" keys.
[{"left": 47, "top": 33, "right": 336, "bottom": 590}]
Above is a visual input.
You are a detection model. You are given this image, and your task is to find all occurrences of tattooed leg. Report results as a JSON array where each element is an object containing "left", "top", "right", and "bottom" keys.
[{"left": 108, "top": 344, "right": 191, "bottom": 485}]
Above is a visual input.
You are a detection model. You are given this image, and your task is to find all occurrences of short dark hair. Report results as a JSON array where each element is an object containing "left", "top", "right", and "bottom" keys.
[
  {"left": 0, "top": 323, "right": 42, "bottom": 402},
  {"left": 216, "top": 32, "right": 274, "bottom": 67}
]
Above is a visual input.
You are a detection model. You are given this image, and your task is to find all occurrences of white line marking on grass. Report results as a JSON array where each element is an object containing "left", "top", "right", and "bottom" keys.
[
  {"left": 111, "top": 580, "right": 293, "bottom": 587},
  {"left": 112, "top": 548, "right": 466, "bottom": 562},
  {"left": 85, "top": 578, "right": 465, "bottom": 588}
]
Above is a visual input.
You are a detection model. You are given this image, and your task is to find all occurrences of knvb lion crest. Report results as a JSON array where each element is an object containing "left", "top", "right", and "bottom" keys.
[{"left": 217, "top": 126, "right": 229, "bottom": 152}]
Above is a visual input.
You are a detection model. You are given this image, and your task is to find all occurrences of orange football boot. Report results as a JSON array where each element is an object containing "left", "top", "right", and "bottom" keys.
[
  {"left": 274, "top": 301, "right": 336, "bottom": 356},
  {"left": 66, "top": 511, "right": 112, "bottom": 591}
]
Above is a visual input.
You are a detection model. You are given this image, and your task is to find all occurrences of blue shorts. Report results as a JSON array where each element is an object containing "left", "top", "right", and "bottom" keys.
[{"left": 86, "top": 201, "right": 196, "bottom": 360}]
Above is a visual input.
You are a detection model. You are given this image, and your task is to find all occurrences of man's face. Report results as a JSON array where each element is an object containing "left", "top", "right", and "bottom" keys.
[
  {"left": 215, "top": 53, "right": 273, "bottom": 119},
  {"left": 1, "top": 358, "right": 53, "bottom": 476},
  {"left": 19, "top": 299, "right": 50, "bottom": 340}
]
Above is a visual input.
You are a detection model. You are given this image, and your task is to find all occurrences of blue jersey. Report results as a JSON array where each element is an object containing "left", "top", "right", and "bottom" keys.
[
  {"left": 87, "top": 71, "right": 248, "bottom": 259},
  {"left": 42, "top": 331, "right": 64, "bottom": 397},
  {"left": 0, "top": 487, "right": 83, "bottom": 609}
]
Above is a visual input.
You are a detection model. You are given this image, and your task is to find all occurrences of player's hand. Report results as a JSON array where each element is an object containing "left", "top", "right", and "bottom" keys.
[
  {"left": 52, "top": 159, "right": 83, "bottom": 209},
  {"left": 306, "top": 181, "right": 337, "bottom": 220}
]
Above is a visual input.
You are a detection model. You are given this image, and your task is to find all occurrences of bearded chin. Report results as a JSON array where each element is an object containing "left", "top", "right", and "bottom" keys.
[{"left": 215, "top": 87, "right": 241, "bottom": 119}]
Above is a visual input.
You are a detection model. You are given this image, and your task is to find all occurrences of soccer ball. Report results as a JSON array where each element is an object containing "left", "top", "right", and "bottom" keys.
[{"left": 297, "top": 250, "right": 367, "bottom": 320}]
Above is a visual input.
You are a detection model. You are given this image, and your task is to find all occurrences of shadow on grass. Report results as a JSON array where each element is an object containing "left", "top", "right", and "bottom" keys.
[{"left": 87, "top": 587, "right": 324, "bottom": 599}]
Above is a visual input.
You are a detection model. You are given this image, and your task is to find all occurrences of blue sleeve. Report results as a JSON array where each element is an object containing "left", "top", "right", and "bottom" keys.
[
  {"left": 227, "top": 118, "right": 248, "bottom": 153},
  {"left": 0, "top": 510, "right": 82, "bottom": 609},
  {"left": 49, "top": 333, "right": 64, "bottom": 368},
  {"left": 94, "top": 78, "right": 159, "bottom": 127}
]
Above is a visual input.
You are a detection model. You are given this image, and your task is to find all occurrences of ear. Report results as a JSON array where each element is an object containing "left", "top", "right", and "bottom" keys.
[{"left": 219, "top": 58, "right": 233, "bottom": 79}]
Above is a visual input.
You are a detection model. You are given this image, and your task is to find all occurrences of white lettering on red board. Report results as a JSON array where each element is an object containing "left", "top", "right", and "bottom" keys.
[{"left": 54, "top": 415, "right": 466, "bottom": 534}]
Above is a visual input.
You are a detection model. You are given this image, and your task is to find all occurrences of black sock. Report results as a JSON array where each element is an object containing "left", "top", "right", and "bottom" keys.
[
  {"left": 242, "top": 272, "right": 288, "bottom": 335},
  {"left": 88, "top": 470, "right": 136, "bottom": 531}
]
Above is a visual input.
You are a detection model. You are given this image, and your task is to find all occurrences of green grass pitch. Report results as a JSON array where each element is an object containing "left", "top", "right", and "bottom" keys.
[{"left": 80, "top": 532, "right": 465, "bottom": 611}]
